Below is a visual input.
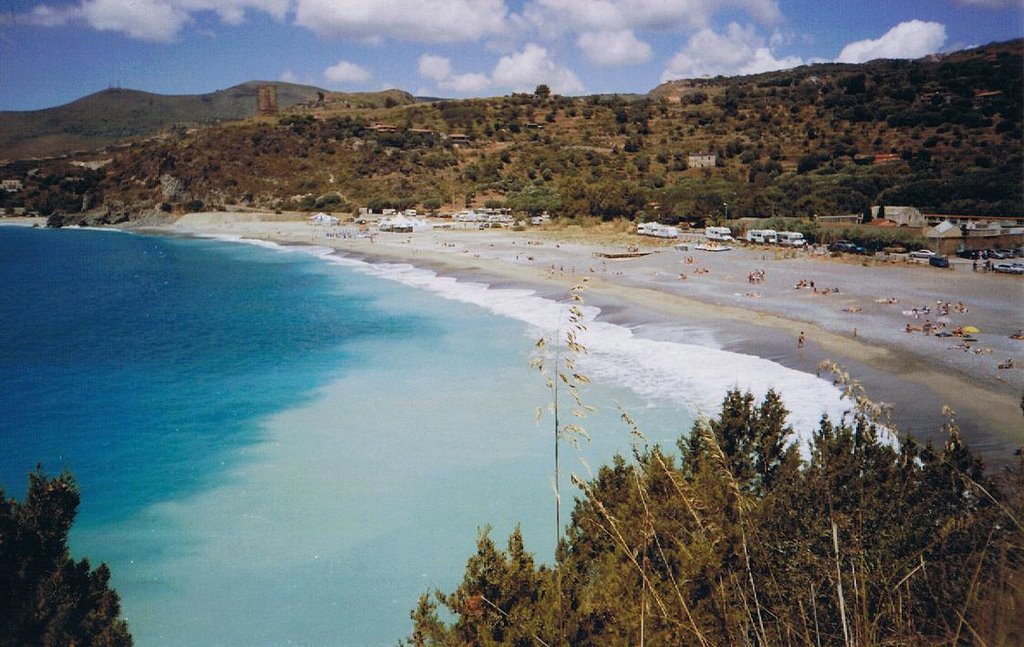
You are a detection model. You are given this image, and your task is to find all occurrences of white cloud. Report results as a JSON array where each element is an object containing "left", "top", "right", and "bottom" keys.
[
  {"left": 417, "top": 54, "right": 452, "bottom": 82},
  {"left": 662, "top": 23, "right": 803, "bottom": 81},
  {"left": 417, "top": 44, "right": 584, "bottom": 96},
  {"left": 85, "top": 0, "right": 189, "bottom": 41},
  {"left": 21, "top": 0, "right": 288, "bottom": 42},
  {"left": 22, "top": 4, "right": 78, "bottom": 28},
  {"left": 836, "top": 20, "right": 947, "bottom": 63},
  {"left": 525, "top": 0, "right": 782, "bottom": 34},
  {"left": 417, "top": 54, "right": 492, "bottom": 94},
  {"left": 442, "top": 72, "right": 493, "bottom": 94},
  {"left": 279, "top": 69, "right": 318, "bottom": 85},
  {"left": 492, "top": 43, "right": 584, "bottom": 94},
  {"left": 323, "top": 60, "right": 373, "bottom": 85},
  {"left": 577, "top": 29, "right": 652, "bottom": 66},
  {"left": 24, "top": 0, "right": 188, "bottom": 42},
  {"left": 293, "top": 0, "right": 508, "bottom": 43}
]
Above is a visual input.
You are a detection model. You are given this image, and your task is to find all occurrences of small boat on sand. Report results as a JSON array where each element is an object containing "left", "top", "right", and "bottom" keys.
[{"left": 695, "top": 242, "right": 732, "bottom": 252}]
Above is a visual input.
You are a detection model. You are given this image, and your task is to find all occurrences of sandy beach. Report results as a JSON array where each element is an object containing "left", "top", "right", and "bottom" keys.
[{"left": 146, "top": 212, "right": 1023, "bottom": 466}]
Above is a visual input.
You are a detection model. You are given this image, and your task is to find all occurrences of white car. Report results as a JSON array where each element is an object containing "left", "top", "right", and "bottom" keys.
[
  {"left": 993, "top": 263, "right": 1024, "bottom": 275},
  {"left": 909, "top": 249, "right": 936, "bottom": 259}
]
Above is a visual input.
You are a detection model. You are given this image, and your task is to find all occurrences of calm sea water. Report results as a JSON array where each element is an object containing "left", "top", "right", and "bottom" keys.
[{"left": 1, "top": 225, "right": 849, "bottom": 645}]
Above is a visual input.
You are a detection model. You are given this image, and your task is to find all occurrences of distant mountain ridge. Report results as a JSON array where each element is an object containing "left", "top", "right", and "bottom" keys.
[
  {"left": 1, "top": 40, "right": 1019, "bottom": 224},
  {"left": 0, "top": 81, "right": 328, "bottom": 160}
]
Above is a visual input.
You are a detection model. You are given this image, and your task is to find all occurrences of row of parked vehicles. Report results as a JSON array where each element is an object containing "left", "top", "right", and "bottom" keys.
[
  {"left": 698, "top": 228, "right": 1022, "bottom": 273},
  {"left": 704, "top": 227, "right": 807, "bottom": 247},
  {"left": 885, "top": 246, "right": 1023, "bottom": 272},
  {"left": 954, "top": 247, "right": 1024, "bottom": 260},
  {"left": 955, "top": 247, "right": 1024, "bottom": 273}
]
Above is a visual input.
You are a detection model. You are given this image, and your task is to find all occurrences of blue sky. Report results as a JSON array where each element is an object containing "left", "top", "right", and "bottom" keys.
[{"left": 1, "top": 0, "right": 1021, "bottom": 111}]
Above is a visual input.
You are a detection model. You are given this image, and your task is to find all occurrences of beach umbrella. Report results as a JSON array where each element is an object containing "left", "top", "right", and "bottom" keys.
[{"left": 962, "top": 325, "right": 981, "bottom": 334}]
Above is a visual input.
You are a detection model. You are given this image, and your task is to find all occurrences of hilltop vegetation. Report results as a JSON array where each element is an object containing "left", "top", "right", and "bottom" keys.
[{"left": 1, "top": 40, "right": 1020, "bottom": 225}]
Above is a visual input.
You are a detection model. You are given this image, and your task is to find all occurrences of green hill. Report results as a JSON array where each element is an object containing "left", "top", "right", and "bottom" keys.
[
  {"left": 2, "top": 40, "right": 1020, "bottom": 224},
  {"left": 0, "top": 81, "right": 331, "bottom": 160}
]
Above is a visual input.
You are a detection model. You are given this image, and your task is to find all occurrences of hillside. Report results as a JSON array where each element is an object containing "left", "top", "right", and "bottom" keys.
[
  {"left": 0, "top": 81, "right": 337, "bottom": 160},
  {"left": 1, "top": 40, "right": 1020, "bottom": 225}
]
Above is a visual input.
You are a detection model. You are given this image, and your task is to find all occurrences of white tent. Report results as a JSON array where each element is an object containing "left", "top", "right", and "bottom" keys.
[
  {"left": 309, "top": 212, "right": 339, "bottom": 226},
  {"left": 378, "top": 214, "right": 432, "bottom": 233}
]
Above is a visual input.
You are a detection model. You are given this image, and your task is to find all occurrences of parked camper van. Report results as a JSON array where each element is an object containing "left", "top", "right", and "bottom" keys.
[
  {"left": 746, "top": 229, "right": 778, "bottom": 244},
  {"left": 777, "top": 231, "right": 806, "bottom": 247},
  {"left": 704, "top": 226, "right": 735, "bottom": 242},
  {"left": 636, "top": 222, "right": 680, "bottom": 239}
]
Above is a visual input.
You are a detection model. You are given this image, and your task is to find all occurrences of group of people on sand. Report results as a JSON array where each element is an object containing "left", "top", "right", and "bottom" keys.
[
  {"left": 905, "top": 320, "right": 948, "bottom": 335},
  {"left": 894, "top": 301, "right": 1017, "bottom": 369},
  {"left": 792, "top": 278, "right": 841, "bottom": 295},
  {"left": 748, "top": 269, "right": 766, "bottom": 284}
]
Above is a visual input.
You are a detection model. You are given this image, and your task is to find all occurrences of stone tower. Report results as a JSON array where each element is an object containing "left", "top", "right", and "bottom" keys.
[{"left": 257, "top": 84, "right": 278, "bottom": 116}]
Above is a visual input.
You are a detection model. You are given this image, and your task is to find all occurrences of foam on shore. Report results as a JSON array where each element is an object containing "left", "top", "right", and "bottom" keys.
[{"left": 224, "top": 234, "right": 855, "bottom": 445}]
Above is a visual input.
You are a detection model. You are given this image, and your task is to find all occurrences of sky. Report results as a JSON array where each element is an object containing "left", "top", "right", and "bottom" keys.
[{"left": 1, "top": 0, "right": 1021, "bottom": 111}]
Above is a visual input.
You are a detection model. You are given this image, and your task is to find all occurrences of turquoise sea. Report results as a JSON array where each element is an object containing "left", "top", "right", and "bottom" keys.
[
  {"left": 0, "top": 226, "right": 673, "bottom": 644},
  {"left": 1, "top": 225, "right": 851, "bottom": 645}
]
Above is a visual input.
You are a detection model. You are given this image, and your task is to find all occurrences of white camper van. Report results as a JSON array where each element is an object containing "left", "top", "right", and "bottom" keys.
[
  {"left": 704, "top": 226, "right": 735, "bottom": 242},
  {"left": 746, "top": 229, "right": 778, "bottom": 244},
  {"left": 777, "top": 231, "right": 806, "bottom": 247},
  {"left": 637, "top": 222, "right": 680, "bottom": 239}
]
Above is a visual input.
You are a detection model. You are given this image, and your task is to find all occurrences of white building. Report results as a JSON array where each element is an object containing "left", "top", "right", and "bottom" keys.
[
  {"left": 872, "top": 206, "right": 925, "bottom": 227},
  {"left": 688, "top": 152, "right": 717, "bottom": 169}
]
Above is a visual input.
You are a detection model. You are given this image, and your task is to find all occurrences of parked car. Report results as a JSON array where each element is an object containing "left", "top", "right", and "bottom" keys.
[
  {"left": 829, "top": 240, "right": 866, "bottom": 254},
  {"left": 956, "top": 249, "right": 980, "bottom": 260},
  {"left": 993, "top": 262, "right": 1024, "bottom": 275},
  {"left": 928, "top": 256, "right": 950, "bottom": 268},
  {"left": 909, "top": 249, "right": 936, "bottom": 259},
  {"left": 985, "top": 249, "right": 1007, "bottom": 260}
]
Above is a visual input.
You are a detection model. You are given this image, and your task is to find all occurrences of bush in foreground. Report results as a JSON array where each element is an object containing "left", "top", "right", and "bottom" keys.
[
  {"left": 0, "top": 468, "right": 132, "bottom": 647},
  {"left": 409, "top": 389, "right": 1023, "bottom": 646}
]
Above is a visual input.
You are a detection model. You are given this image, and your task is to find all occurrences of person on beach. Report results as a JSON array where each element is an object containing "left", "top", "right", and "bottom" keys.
[{"left": 798, "top": 331, "right": 805, "bottom": 348}]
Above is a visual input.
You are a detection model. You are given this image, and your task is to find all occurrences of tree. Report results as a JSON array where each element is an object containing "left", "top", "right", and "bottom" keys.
[
  {"left": 412, "top": 385, "right": 1022, "bottom": 646},
  {"left": 507, "top": 185, "right": 562, "bottom": 216},
  {"left": 0, "top": 468, "right": 132, "bottom": 646},
  {"left": 534, "top": 84, "right": 551, "bottom": 100}
]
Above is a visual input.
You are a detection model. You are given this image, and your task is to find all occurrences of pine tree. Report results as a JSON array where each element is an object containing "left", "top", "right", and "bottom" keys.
[{"left": 0, "top": 468, "right": 132, "bottom": 647}]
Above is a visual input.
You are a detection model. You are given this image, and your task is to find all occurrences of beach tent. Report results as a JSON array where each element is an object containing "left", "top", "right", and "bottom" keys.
[
  {"left": 378, "top": 214, "right": 432, "bottom": 233},
  {"left": 309, "top": 212, "right": 339, "bottom": 226},
  {"left": 962, "top": 325, "right": 981, "bottom": 334}
]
